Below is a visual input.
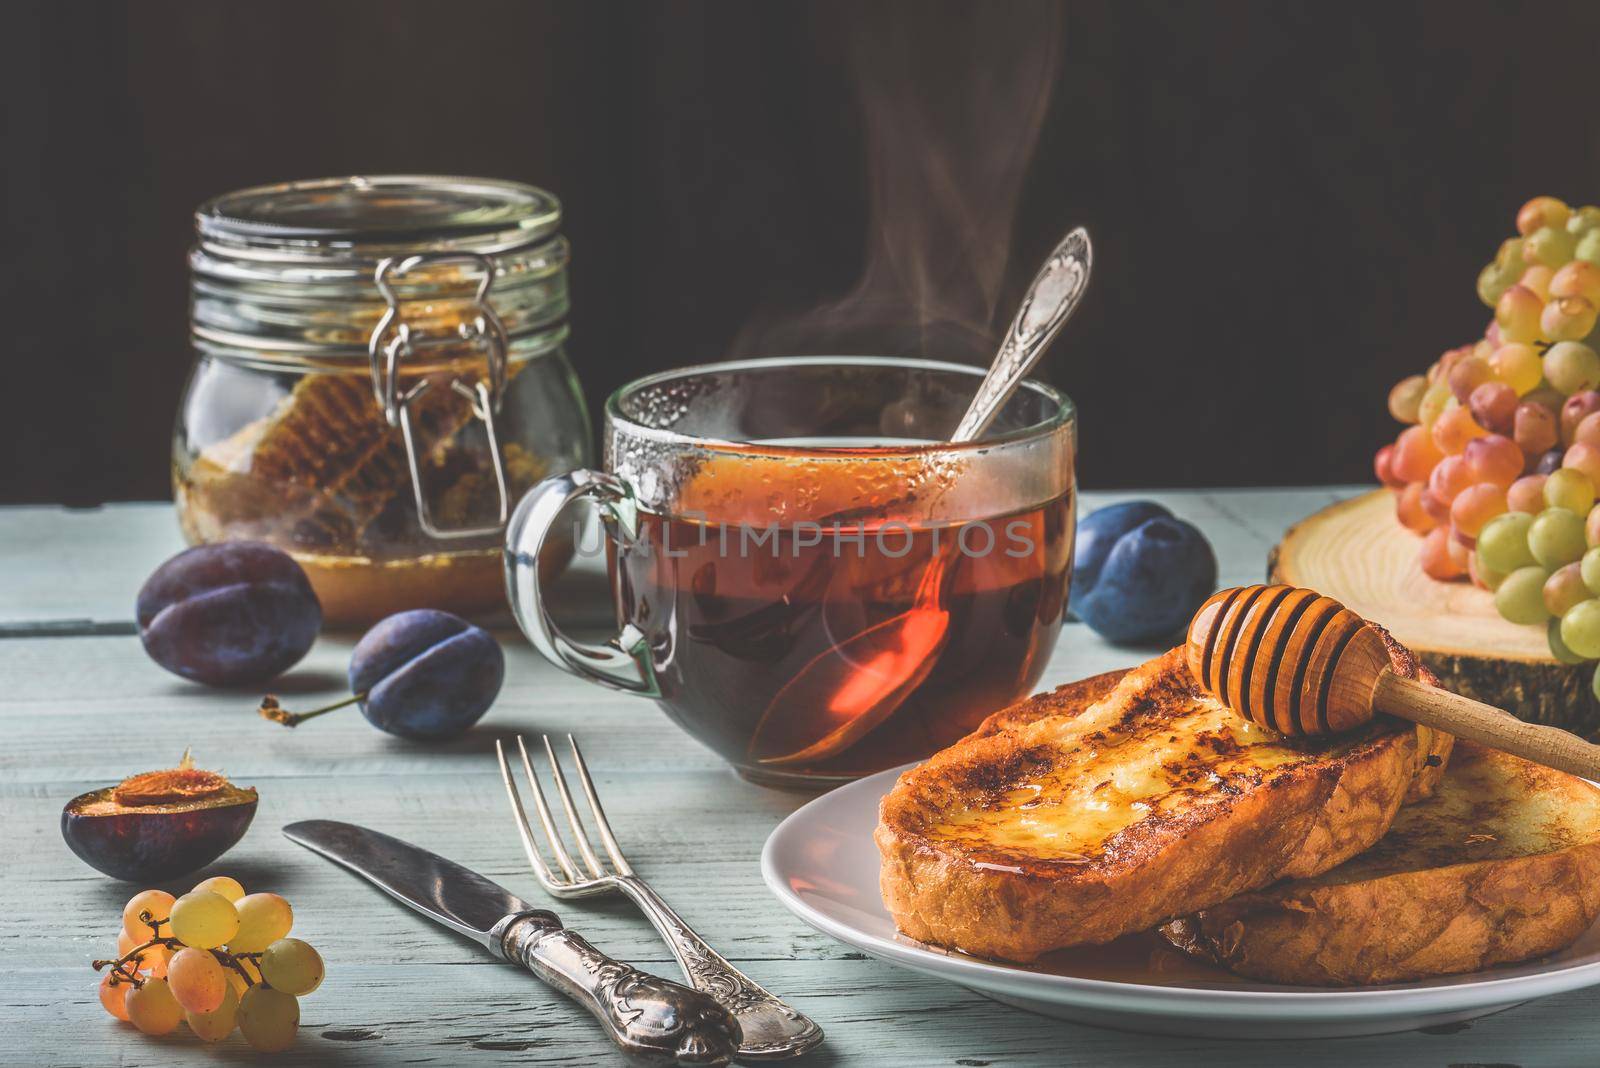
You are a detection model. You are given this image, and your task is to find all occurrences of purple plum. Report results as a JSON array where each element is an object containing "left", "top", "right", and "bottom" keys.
[
  {"left": 260, "top": 609, "right": 503, "bottom": 740},
  {"left": 137, "top": 542, "right": 320, "bottom": 686},
  {"left": 1072, "top": 503, "right": 1217, "bottom": 644},
  {"left": 350, "top": 609, "right": 504, "bottom": 738}
]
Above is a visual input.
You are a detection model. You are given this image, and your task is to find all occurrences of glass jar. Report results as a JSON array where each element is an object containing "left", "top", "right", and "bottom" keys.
[{"left": 175, "top": 175, "right": 591, "bottom": 626}]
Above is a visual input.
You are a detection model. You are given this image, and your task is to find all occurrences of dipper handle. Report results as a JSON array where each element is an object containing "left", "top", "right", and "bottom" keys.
[
  {"left": 1372, "top": 671, "right": 1600, "bottom": 781},
  {"left": 1186, "top": 584, "right": 1600, "bottom": 781}
]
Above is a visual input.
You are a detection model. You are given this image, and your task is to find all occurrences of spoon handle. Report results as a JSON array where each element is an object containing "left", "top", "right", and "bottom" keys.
[{"left": 950, "top": 226, "right": 1092, "bottom": 443}]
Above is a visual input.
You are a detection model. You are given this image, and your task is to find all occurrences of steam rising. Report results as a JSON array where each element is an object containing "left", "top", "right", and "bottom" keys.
[{"left": 731, "top": 5, "right": 1062, "bottom": 362}]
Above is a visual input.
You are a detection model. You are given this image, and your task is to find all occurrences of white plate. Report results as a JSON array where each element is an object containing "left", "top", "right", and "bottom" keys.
[{"left": 761, "top": 763, "right": 1600, "bottom": 1039}]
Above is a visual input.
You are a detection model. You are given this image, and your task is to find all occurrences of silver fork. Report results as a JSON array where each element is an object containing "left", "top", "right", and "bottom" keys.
[{"left": 495, "top": 734, "right": 824, "bottom": 1061}]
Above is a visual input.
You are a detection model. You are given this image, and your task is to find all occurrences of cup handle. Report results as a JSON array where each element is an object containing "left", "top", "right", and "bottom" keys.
[{"left": 505, "top": 469, "right": 660, "bottom": 695}]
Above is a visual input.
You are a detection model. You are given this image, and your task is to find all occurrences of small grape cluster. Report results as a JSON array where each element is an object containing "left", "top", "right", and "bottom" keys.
[
  {"left": 1376, "top": 196, "right": 1600, "bottom": 693},
  {"left": 94, "top": 876, "right": 323, "bottom": 1053}
]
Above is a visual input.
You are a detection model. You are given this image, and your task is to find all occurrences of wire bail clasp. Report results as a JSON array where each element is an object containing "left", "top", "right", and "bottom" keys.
[{"left": 367, "top": 252, "right": 511, "bottom": 540}]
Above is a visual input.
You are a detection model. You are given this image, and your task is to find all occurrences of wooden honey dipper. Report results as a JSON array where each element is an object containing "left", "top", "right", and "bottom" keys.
[{"left": 1186, "top": 584, "right": 1600, "bottom": 781}]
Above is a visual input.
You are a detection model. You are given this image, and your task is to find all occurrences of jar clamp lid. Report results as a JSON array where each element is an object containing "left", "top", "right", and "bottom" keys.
[{"left": 190, "top": 175, "right": 569, "bottom": 539}]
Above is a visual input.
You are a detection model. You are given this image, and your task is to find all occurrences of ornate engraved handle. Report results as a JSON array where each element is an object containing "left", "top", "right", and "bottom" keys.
[
  {"left": 492, "top": 910, "right": 740, "bottom": 1066},
  {"left": 615, "top": 876, "right": 824, "bottom": 1060},
  {"left": 950, "top": 226, "right": 1092, "bottom": 443}
]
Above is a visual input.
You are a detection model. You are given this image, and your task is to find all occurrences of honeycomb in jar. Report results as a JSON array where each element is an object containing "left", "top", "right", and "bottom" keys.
[{"left": 180, "top": 364, "right": 538, "bottom": 553}]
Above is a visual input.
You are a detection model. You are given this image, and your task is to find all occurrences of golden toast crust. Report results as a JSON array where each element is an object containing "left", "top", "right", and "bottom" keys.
[
  {"left": 876, "top": 633, "right": 1450, "bottom": 962},
  {"left": 1161, "top": 742, "right": 1600, "bottom": 984}
]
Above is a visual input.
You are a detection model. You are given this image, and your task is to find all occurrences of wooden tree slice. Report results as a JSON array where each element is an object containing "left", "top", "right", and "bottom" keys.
[{"left": 1270, "top": 488, "right": 1600, "bottom": 736}]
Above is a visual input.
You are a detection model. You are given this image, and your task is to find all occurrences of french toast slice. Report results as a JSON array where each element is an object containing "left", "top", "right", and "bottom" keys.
[
  {"left": 876, "top": 635, "right": 1451, "bottom": 962},
  {"left": 1160, "top": 740, "right": 1600, "bottom": 984}
]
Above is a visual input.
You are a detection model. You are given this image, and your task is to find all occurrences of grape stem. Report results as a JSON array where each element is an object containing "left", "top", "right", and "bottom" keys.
[
  {"left": 259, "top": 692, "right": 367, "bottom": 728},
  {"left": 221, "top": 952, "right": 260, "bottom": 987},
  {"left": 93, "top": 956, "right": 146, "bottom": 989},
  {"left": 92, "top": 909, "right": 175, "bottom": 982},
  {"left": 92, "top": 934, "right": 170, "bottom": 986},
  {"left": 91, "top": 913, "right": 263, "bottom": 992}
]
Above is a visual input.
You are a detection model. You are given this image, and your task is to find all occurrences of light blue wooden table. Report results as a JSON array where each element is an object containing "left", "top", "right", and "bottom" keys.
[{"left": 6, "top": 490, "right": 1593, "bottom": 1066}]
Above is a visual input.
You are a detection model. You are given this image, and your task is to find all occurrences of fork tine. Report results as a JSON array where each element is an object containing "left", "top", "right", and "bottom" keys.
[
  {"left": 516, "top": 735, "right": 582, "bottom": 883},
  {"left": 543, "top": 735, "right": 606, "bottom": 878},
  {"left": 567, "top": 734, "right": 635, "bottom": 877},
  {"left": 495, "top": 738, "right": 561, "bottom": 887}
]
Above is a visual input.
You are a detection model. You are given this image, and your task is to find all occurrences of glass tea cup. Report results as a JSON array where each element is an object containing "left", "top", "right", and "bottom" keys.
[{"left": 505, "top": 356, "right": 1076, "bottom": 786}]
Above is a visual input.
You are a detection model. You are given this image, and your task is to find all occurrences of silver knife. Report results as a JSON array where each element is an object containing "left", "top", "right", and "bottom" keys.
[{"left": 283, "top": 820, "right": 740, "bottom": 1066}]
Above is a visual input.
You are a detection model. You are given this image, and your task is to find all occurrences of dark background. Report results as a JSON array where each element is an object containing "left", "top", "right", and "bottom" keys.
[{"left": 6, "top": 0, "right": 1600, "bottom": 505}]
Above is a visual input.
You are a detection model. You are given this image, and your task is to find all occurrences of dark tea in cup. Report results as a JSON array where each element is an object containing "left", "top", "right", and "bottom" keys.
[{"left": 507, "top": 357, "right": 1076, "bottom": 786}]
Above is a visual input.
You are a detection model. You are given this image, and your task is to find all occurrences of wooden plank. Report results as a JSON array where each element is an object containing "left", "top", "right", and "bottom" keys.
[
  {"left": 0, "top": 504, "right": 181, "bottom": 627},
  {"left": 39, "top": 487, "right": 1600, "bottom": 1068},
  {"left": 0, "top": 626, "right": 1157, "bottom": 784},
  {"left": 16, "top": 958, "right": 1600, "bottom": 1067},
  {"left": 15, "top": 768, "right": 839, "bottom": 971},
  {"left": 0, "top": 501, "right": 619, "bottom": 632},
  {"left": 0, "top": 490, "right": 1364, "bottom": 628}
]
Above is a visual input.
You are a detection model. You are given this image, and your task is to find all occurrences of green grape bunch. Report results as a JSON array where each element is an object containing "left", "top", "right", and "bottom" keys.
[
  {"left": 93, "top": 876, "right": 323, "bottom": 1053},
  {"left": 1375, "top": 195, "right": 1600, "bottom": 700}
]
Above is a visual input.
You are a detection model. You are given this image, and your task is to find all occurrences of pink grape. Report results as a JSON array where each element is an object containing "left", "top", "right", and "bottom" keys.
[
  {"left": 1552, "top": 261, "right": 1600, "bottom": 304},
  {"left": 1448, "top": 355, "right": 1494, "bottom": 405},
  {"left": 1432, "top": 346, "right": 1471, "bottom": 384},
  {"left": 1432, "top": 406, "right": 1487, "bottom": 455},
  {"left": 1420, "top": 527, "right": 1466, "bottom": 581},
  {"left": 1397, "top": 482, "right": 1437, "bottom": 533},
  {"left": 1508, "top": 474, "right": 1549, "bottom": 514},
  {"left": 1394, "top": 426, "right": 1445, "bottom": 482},
  {"left": 1516, "top": 402, "right": 1561, "bottom": 456},
  {"left": 1420, "top": 488, "right": 1452, "bottom": 523},
  {"left": 123, "top": 890, "right": 175, "bottom": 943},
  {"left": 1374, "top": 444, "right": 1405, "bottom": 489},
  {"left": 1469, "top": 381, "right": 1518, "bottom": 434},
  {"left": 1567, "top": 443, "right": 1600, "bottom": 487},
  {"left": 99, "top": 972, "right": 130, "bottom": 1021},
  {"left": 1451, "top": 483, "right": 1509, "bottom": 538},
  {"left": 1428, "top": 455, "right": 1476, "bottom": 503},
  {"left": 1464, "top": 434, "right": 1524, "bottom": 487},
  {"left": 125, "top": 977, "right": 183, "bottom": 1036},
  {"left": 1546, "top": 563, "right": 1591, "bottom": 616},
  {"left": 1576, "top": 411, "right": 1600, "bottom": 451},
  {"left": 118, "top": 928, "right": 169, "bottom": 979},
  {"left": 1562, "top": 392, "right": 1600, "bottom": 444},
  {"left": 167, "top": 947, "right": 227, "bottom": 1014},
  {"left": 1469, "top": 550, "right": 1504, "bottom": 591},
  {"left": 1518, "top": 195, "right": 1572, "bottom": 235}
]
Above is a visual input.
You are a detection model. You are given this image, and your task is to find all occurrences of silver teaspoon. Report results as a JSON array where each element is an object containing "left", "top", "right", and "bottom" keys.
[
  {"left": 951, "top": 226, "right": 1092, "bottom": 441},
  {"left": 749, "top": 226, "right": 1092, "bottom": 768}
]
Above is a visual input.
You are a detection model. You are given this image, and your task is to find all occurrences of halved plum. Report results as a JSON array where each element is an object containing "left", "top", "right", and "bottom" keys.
[{"left": 62, "top": 753, "right": 257, "bottom": 881}]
